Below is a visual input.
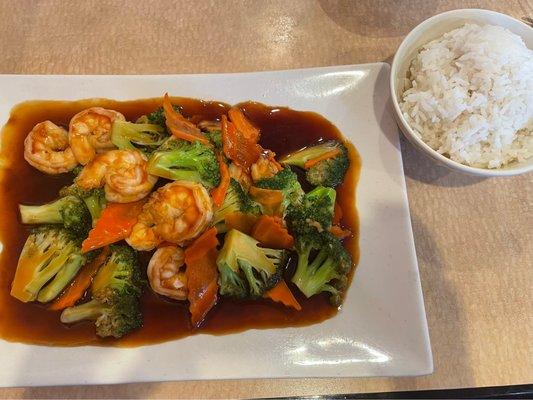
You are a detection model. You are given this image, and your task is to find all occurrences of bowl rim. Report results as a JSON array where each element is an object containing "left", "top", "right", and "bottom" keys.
[{"left": 390, "top": 8, "right": 533, "bottom": 177}]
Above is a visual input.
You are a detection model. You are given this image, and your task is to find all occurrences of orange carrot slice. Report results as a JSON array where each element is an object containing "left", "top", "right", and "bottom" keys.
[
  {"left": 263, "top": 280, "right": 301, "bottom": 311},
  {"left": 251, "top": 215, "right": 294, "bottom": 249},
  {"left": 248, "top": 186, "right": 284, "bottom": 216},
  {"left": 211, "top": 153, "right": 230, "bottom": 208},
  {"left": 303, "top": 148, "right": 341, "bottom": 169},
  {"left": 221, "top": 113, "right": 261, "bottom": 170},
  {"left": 228, "top": 107, "right": 260, "bottom": 142},
  {"left": 224, "top": 212, "right": 258, "bottom": 235},
  {"left": 49, "top": 247, "right": 110, "bottom": 310},
  {"left": 184, "top": 227, "right": 219, "bottom": 327},
  {"left": 163, "top": 93, "right": 209, "bottom": 144},
  {"left": 81, "top": 200, "right": 145, "bottom": 253},
  {"left": 329, "top": 225, "right": 351, "bottom": 239}
]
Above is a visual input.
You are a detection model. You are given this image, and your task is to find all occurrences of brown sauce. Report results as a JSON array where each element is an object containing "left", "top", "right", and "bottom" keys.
[{"left": 0, "top": 98, "right": 361, "bottom": 347}]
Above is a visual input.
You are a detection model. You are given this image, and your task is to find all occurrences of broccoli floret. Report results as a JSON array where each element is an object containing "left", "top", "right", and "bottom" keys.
[
  {"left": 217, "top": 229, "right": 287, "bottom": 298},
  {"left": 60, "top": 245, "right": 144, "bottom": 338},
  {"left": 286, "top": 186, "right": 351, "bottom": 306},
  {"left": 144, "top": 106, "right": 181, "bottom": 127},
  {"left": 147, "top": 138, "right": 220, "bottom": 188},
  {"left": 146, "top": 107, "right": 165, "bottom": 126},
  {"left": 71, "top": 165, "right": 84, "bottom": 177},
  {"left": 59, "top": 184, "right": 106, "bottom": 225},
  {"left": 286, "top": 186, "right": 337, "bottom": 234},
  {"left": 10, "top": 226, "right": 85, "bottom": 303},
  {"left": 212, "top": 179, "right": 261, "bottom": 231},
  {"left": 279, "top": 140, "right": 349, "bottom": 187},
  {"left": 204, "top": 129, "right": 222, "bottom": 149},
  {"left": 19, "top": 195, "right": 91, "bottom": 236},
  {"left": 255, "top": 168, "right": 304, "bottom": 211},
  {"left": 291, "top": 231, "right": 352, "bottom": 306},
  {"left": 111, "top": 120, "right": 168, "bottom": 155}
]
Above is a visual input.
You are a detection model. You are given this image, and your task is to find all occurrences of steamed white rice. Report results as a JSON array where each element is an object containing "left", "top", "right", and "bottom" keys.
[{"left": 400, "top": 23, "right": 533, "bottom": 168}]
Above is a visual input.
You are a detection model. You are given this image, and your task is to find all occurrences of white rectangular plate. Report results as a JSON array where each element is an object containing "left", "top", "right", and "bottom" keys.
[{"left": 0, "top": 64, "right": 432, "bottom": 387}]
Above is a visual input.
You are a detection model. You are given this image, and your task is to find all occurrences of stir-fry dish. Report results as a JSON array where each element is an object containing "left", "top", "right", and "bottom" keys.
[{"left": 2, "top": 95, "right": 358, "bottom": 343}]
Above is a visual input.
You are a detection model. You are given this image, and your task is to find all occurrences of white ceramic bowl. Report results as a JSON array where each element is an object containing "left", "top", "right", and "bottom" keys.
[{"left": 390, "top": 9, "right": 533, "bottom": 177}]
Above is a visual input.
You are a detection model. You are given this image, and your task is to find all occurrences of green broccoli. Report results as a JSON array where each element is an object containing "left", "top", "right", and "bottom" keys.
[
  {"left": 10, "top": 226, "right": 85, "bottom": 303},
  {"left": 217, "top": 229, "right": 287, "bottom": 298},
  {"left": 18, "top": 195, "right": 91, "bottom": 236},
  {"left": 147, "top": 138, "right": 220, "bottom": 188},
  {"left": 60, "top": 245, "right": 144, "bottom": 339},
  {"left": 212, "top": 179, "right": 261, "bottom": 231},
  {"left": 279, "top": 140, "right": 349, "bottom": 187},
  {"left": 286, "top": 186, "right": 337, "bottom": 234},
  {"left": 204, "top": 129, "right": 222, "bottom": 149},
  {"left": 291, "top": 231, "right": 352, "bottom": 307},
  {"left": 286, "top": 186, "right": 352, "bottom": 306},
  {"left": 111, "top": 120, "right": 168, "bottom": 155},
  {"left": 255, "top": 167, "right": 304, "bottom": 212},
  {"left": 142, "top": 106, "right": 181, "bottom": 127},
  {"left": 59, "top": 184, "right": 106, "bottom": 225}
]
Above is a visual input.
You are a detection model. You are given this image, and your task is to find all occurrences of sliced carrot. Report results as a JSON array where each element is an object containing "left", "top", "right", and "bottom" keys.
[
  {"left": 49, "top": 247, "right": 110, "bottom": 310},
  {"left": 303, "top": 148, "right": 341, "bottom": 169},
  {"left": 224, "top": 212, "right": 258, "bottom": 235},
  {"left": 184, "top": 227, "right": 219, "bottom": 327},
  {"left": 251, "top": 215, "right": 294, "bottom": 249},
  {"left": 210, "top": 153, "right": 230, "bottom": 208},
  {"left": 263, "top": 280, "right": 301, "bottom": 311},
  {"left": 163, "top": 93, "right": 209, "bottom": 144},
  {"left": 221, "top": 113, "right": 261, "bottom": 171},
  {"left": 333, "top": 201, "right": 343, "bottom": 225},
  {"left": 228, "top": 107, "right": 260, "bottom": 143},
  {"left": 329, "top": 225, "right": 351, "bottom": 239},
  {"left": 81, "top": 200, "right": 145, "bottom": 253},
  {"left": 185, "top": 227, "right": 219, "bottom": 262},
  {"left": 248, "top": 186, "right": 284, "bottom": 216}
]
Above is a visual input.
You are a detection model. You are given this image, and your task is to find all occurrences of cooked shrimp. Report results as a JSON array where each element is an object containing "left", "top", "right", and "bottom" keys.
[
  {"left": 147, "top": 246, "right": 187, "bottom": 300},
  {"left": 76, "top": 149, "right": 157, "bottom": 203},
  {"left": 251, "top": 150, "right": 283, "bottom": 182},
  {"left": 229, "top": 162, "right": 252, "bottom": 190},
  {"left": 69, "top": 107, "right": 125, "bottom": 165},
  {"left": 127, "top": 181, "right": 213, "bottom": 251},
  {"left": 24, "top": 121, "right": 78, "bottom": 174}
]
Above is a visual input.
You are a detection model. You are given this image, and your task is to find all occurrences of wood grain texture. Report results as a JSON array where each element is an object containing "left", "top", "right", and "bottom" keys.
[{"left": 0, "top": 0, "right": 532, "bottom": 398}]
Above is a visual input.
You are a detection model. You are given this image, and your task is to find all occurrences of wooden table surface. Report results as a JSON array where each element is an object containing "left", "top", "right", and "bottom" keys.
[{"left": 1, "top": 0, "right": 532, "bottom": 398}]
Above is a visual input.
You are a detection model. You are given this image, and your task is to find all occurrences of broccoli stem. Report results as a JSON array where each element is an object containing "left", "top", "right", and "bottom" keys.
[
  {"left": 308, "top": 248, "right": 328, "bottom": 273},
  {"left": 111, "top": 120, "right": 166, "bottom": 154},
  {"left": 147, "top": 163, "right": 203, "bottom": 182},
  {"left": 23, "top": 250, "right": 72, "bottom": 297},
  {"left": 239, "top": 261, "right": 263, "bottom": 298},
  {"left": 147, "top": 152, "right": 204, "bottom": 182},
  {"left": 19, "top": 199, "right": 68, "bottom": 225},
  {"left": 280, "top": 142, "right": 340, "bottom": 168},
  {"left": 60, "top": 299, "right": 103, "bottom": 323},
  {"left": 37, "top": 253, "right": 85, "bottom": 303},
  {"left": 292, "top": 246, "right": 311, "bottom": 295},
  {"left": 83, "top": 193, "right": 106, "bottom": 223},
  {"left": 291, "top": 246, "right": 340, "bottom": 299}
]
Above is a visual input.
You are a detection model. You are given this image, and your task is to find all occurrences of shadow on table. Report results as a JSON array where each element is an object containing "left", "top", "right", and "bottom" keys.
[
  {"left": 399, "top": 136, "right": 488, "bottom": 187},
  {"left": 317, "top": 0, "right": 438, "bottom": 38}
]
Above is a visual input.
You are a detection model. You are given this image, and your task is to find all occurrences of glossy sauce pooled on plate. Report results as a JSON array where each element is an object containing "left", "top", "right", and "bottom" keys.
[{"left": 0, "top": 98, "right": 360, "bottom": 346}]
